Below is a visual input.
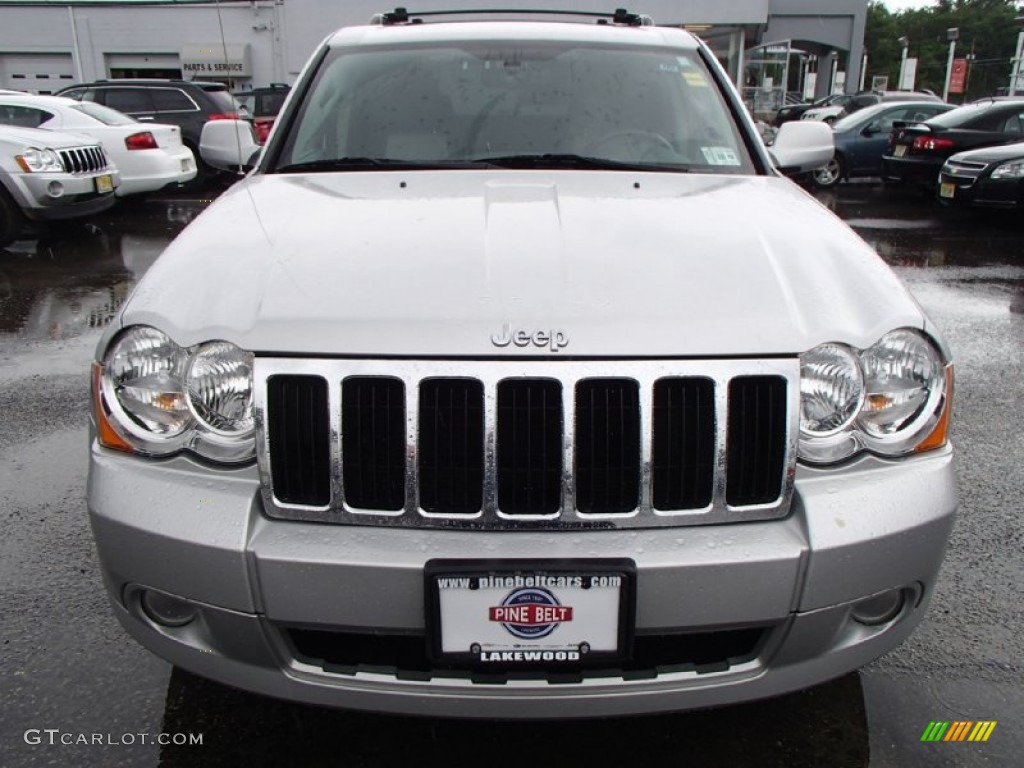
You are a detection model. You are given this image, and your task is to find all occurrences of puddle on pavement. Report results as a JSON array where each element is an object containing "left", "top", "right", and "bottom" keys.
[{"left": 0, "top": 202, "right": 203, "bottom": 341}]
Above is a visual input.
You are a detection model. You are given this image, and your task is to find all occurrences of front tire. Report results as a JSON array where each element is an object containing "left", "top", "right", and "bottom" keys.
[{"left": 812, "top": 156, "right": 844, "bottom": 189}]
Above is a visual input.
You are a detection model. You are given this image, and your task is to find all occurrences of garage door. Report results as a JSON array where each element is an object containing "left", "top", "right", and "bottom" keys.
[
  {"left": 0, "top": 53, "right": 75, "bottom": 94},
  {"left": 105, "top": 53, "right": 181, "bottom": 80}
]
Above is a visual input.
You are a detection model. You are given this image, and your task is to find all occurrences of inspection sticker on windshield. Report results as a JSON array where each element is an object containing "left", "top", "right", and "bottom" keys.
[
  {"left": 701, "top": 146, "right": 740, "bottom": 166},
  {"left": 683, "top": 71, "right": 709, "bottom": 87},
  {"left": 426, "top": 560, "right": 634, "bottom": 665}
]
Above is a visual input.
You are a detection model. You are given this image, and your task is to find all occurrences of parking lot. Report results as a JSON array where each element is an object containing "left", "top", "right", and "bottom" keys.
[{"left": 0, "top": 178, "right": 1021, "bottom": 767}]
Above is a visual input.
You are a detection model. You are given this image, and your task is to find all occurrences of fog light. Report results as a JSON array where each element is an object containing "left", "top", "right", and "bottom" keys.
[
  {"left": 850, "top": 589, "right": 905, "bottom": 626},
  {"left": 46, "top": 181, "right": 64, "bottom": 198},
  {"left": 141, "top": 589, "right": 197, "bottom": 627}
]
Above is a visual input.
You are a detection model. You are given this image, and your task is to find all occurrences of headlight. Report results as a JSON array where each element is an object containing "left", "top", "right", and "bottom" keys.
[
  {"left": 800, "top": 343, "right": 863, "bottom": 437},
  {"left": 186, "top": 342, "right": 254, "bottom": 436},
  {"left": 97, "top": 326, "right": 255, "bottom": 462},
  {"left": 104, "top": 326, "right": 191, "bottom": 439},
  {"left": 858, "top": 329, "right": 945, "bottom": 446},
  {"left": 15, "top": 146, "right": 64, "bottom": 173},
  {"left": 990, "top": 160, "right": 1024, "bottom": 180},
  {"left": 799, "top": 329, "right": 950, "bottom": 464}
]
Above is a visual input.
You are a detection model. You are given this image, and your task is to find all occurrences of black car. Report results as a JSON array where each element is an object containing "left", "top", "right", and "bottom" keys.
[
  {"left": 938, "top": 141, "right": 1024, "bottom": 209},
  {"left": 882, "top": 97, "right": 1024, "bottom": 187},
  {"left": 55, "top": 79, "right": 251, "bottom": 178}
]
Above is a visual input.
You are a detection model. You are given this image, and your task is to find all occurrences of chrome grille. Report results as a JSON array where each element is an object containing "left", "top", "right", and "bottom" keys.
[
  {"left": 255, "top": 359, "right": 799, "bottom": 529},
  {"left": 58, "top": 146, "right": 107, "bottom": 174}
]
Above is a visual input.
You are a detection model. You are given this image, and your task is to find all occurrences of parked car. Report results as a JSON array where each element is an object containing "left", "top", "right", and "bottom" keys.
[
  {"left": 882, "top": 97, "right": 1024, "bottom": 187},
  {"left": 802, "top": 90, "right": 942, "bottom": 124},
  {"left": 811, "top": 101, "right": 953, "bottom": 188},
  {"left": 235, "top": 84, "right": 290, "bottom": 144},
  {"left": 773, "top": 93, "right": 852, "bottom": 126},
  {"left": 55, "top": 79, "right": 253, "bottom": 181},
  {"left": 937, "top": 140, "right": 1024, "bottom": 209},
  {"left": 0, "top": 124, "right": 119, "bottom": 247},
  {"left": 88, "top": 10, "right": 956, "bottom": 720},
  {"left": 0, "top": 93, "right": 195, "bottom": 196}
]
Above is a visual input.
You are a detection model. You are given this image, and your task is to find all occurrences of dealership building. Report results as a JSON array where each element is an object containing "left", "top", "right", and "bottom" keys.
[{"left": 0, "top": 0, "right": 867, "bottom": 108}]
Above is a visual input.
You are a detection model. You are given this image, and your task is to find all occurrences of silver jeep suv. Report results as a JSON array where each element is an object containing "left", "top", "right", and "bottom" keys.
[
  {"left": 88, "top": 9, "right": 957, "bottom": 718},
  {"left": 0, "top": 124, "right": 119, "bottom": 247}
]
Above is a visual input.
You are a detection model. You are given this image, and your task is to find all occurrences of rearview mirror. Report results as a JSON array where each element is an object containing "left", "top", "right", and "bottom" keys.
[{"left": 768, "top": 121, "right": 834, "bottom": 175}]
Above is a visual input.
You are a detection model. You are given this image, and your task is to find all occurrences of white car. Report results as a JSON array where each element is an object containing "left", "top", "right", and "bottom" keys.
[{"left": 0, "top": 94, "right": 195, "bottom": 196}]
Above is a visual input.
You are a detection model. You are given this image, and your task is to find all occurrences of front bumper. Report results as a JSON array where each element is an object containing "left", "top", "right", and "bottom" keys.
[
  {"left": 10, "top": 169, "right": 120, "bottom": 221},
  {"left": 87, "top": 443, "right": 957, "bottom": 718},
  {"left": 938, "top": 171, "right": 1024, "bottom": 208}
]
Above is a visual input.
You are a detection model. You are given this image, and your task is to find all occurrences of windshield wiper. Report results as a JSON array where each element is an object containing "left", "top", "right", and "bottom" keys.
[
  {"left": 471, "top": 154, "right": 691, "bottom": 173},
  {"left": 275, "top": 157, "right": 498, "bottom": 173}
]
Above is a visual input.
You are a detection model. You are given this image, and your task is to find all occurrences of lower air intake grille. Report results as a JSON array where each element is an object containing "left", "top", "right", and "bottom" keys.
[{"left": 286, "top": 626, "right": 768, "bottom": 682}]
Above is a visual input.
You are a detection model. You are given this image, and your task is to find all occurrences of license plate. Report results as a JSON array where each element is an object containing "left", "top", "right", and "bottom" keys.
[
  {"left": 894, "top": 145, "right": 908, "bottom": 158},
  {"left": 94, "top": 174, "right": 113, "bottom": 194},
  {"left": 426, "top": 560, "right": 635, "bottom": 666},
  {"left": 181, "top": 158, "right": 191, "bottom": 172},
  {"left": 940, "top": 182, "right": 956, "bottom": 199}
]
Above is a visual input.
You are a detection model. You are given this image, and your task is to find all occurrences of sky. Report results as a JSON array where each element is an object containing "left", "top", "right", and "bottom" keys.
[{"left": 878, "top": 0, "right": 937, "bottom": 10}]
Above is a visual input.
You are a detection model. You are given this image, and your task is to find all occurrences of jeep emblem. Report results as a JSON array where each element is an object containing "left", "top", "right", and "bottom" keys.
[{"left": 491, "top": 322, "right": 569, "bottom": 352}]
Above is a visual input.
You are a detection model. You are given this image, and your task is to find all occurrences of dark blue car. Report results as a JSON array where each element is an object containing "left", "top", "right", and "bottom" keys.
[{"left": 812, "top": 101, "right": 953, "bottom": 188}]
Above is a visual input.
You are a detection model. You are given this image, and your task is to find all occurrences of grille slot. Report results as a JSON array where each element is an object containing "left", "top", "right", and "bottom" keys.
[
  {"left": 266, "top": 375, "right": 331, "bottom": 506},
  {"left": 726, "top": 376, "right": 788, "bottom": 507},
  {"left": 342, "top": 377, "right": 406, "bottom": 511},
  {"left": 497, "top": 379, "right": 563, "bottom": 516},
  {"left": 418, "top": 379, "right": 484, "bottom": 515},
  {"left": 652, "top": 377, "right": 715, "bottom": 510},
  {"left": 574, "top": 379, "right": 640, "bottom": 515}
]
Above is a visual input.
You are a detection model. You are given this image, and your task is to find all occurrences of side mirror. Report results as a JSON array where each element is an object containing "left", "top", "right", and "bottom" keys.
[
  {"left": 862, "top": 121, "right": 880, "bottom": 136},
  {"left": 768, "top": 121, "right": 835, "bottom": 175},
  {"left": 199, "top": 120, "right": 261, "bottom": 172}
]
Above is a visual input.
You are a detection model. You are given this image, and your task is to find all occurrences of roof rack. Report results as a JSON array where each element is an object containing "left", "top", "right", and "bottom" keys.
[{"left": 373, "top": 7, "right": 653, "bottom": 27}]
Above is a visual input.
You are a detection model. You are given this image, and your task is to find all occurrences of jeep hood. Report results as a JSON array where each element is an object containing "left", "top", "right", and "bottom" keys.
[{"left": 119, "top": 171, "right": 926, "bottom": 357}]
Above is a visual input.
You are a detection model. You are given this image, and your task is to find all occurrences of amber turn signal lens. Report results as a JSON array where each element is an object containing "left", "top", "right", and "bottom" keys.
[
  {"left": 92, "top": 362, "right": 134, "bottom": 453},
  {"left": 915, "top": 364, "right": 954, "bottom": 453}
]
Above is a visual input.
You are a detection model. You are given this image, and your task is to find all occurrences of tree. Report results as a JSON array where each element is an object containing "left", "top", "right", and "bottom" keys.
[{"left": 864, "top": 0, "right": 1021, "bottom": 101}]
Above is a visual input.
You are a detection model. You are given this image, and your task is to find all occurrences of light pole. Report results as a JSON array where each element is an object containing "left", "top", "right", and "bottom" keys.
[
  {"left": 1010, "top": 15, "right": 1024, "bottom": 96},
  {"left": 943, "top": 28, "right": 959, "bottom": 102},
  {"left": 898, "top": 36, "right": 909, "bottom": 90}
]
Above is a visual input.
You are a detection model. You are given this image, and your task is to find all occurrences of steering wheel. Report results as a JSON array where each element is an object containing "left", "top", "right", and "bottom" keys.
[{"left": 584, "top": 129, "right": 675, "bottom": 160}]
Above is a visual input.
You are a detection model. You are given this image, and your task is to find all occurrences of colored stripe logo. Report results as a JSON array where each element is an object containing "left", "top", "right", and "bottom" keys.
[{"left": 921, "top": 721, "right": 997, "bottom": 742}]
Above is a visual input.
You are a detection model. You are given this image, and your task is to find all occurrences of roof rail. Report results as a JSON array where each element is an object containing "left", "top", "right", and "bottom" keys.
[{"left": 371, "top": 7, "right": 653, "bottom": 27}]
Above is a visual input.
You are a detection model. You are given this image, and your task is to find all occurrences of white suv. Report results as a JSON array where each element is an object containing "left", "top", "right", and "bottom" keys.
[
  {"left": 88, "top": 9, "right": 957, "bottom": 718},
  {"left": 0, "top": 124, "right": 119, "bottom": 247}
]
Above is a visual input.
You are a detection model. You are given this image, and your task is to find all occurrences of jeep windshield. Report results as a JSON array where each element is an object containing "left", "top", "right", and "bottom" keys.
[{"left": 272, "top": 41, "right": 756, "bottom": 174}]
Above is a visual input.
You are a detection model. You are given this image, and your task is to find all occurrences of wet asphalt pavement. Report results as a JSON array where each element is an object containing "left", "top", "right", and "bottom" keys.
[{"left": 0, "top": 180, "right": 1021, "bottom": 767}]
